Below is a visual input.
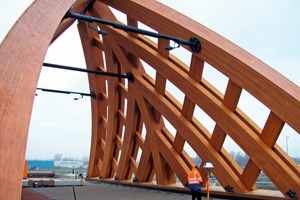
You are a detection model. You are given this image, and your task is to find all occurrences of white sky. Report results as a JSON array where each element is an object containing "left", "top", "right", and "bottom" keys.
[{"left": 1, "top": 0, "right": 299, "bottom": 160}]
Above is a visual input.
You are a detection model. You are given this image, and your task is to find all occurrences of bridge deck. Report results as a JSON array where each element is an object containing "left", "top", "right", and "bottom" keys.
[
  {"left": 22, "top": 182, "right": 195, "bottom": 200},
  {"left": 22, "top": 180, "right": 286, "bottom": 200}
]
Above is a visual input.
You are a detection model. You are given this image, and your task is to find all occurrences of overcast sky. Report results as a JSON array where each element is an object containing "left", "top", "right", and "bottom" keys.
[{"left": 1, "top": 0, "right": 299, "bottom": 160}]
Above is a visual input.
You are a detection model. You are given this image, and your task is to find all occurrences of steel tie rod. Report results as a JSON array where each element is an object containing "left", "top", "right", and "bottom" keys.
[
  {"left": 43, "top": 62, "right": 134, "bottom": 82},
  {"left": 64, "top": 12, "right": 201, "bottom": 53}
]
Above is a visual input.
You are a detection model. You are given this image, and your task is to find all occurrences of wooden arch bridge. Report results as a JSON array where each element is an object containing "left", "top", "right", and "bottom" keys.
[{"left": 0, "top": 0, "right": 299, "bottom": 199}]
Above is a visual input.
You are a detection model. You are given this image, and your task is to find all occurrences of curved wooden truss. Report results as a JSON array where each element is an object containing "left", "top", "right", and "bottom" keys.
[{"left": 0, "top": 0, "right": 299, "bottom": 199}]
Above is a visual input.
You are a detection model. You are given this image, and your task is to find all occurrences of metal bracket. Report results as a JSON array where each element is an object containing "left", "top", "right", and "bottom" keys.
[
  {"left": 36, "top": 88, "right": 96, "bottom": 99},
  {"left": 88, "top": 22, "right": 107, "bottom": 35}
]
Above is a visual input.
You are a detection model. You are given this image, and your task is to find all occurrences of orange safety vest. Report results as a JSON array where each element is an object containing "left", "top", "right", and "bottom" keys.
[{"left": 187, "top": 168, "right": 203, "bottom": 184}]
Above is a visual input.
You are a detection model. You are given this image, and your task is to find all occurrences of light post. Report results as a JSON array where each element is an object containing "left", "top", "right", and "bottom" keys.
[{"left": 203, "top": 162, "right": 214, "bottom": 200}]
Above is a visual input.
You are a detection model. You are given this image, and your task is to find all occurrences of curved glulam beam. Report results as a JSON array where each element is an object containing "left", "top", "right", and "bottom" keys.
[
  {"left": 51, "top": 0, "right": 91, "bottom": 43},
  {"left": 0, "top": 0, "right": 76, "bottom": 199},
  {"left": 77, "top": 21, "right": 107, "bottom": 177}
]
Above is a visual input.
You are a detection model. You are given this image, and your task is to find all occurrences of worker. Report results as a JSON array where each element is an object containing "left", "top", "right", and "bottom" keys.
[{"left": 187, "top": 165, "right": 203, "bottom": 200}]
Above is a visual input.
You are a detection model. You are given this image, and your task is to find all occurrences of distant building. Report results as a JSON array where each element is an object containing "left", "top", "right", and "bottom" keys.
[
  {"left": 27, "top": 160, "right": 85, "bottom": 169},
  {"left": 28, "top": 160, "right": 54, "bottom": 170},
  {"left": 54, "top": 160, "right": 83, "bottom": 168}
]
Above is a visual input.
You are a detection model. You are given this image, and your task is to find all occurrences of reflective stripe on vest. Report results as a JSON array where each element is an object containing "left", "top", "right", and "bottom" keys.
[{"left": 188, "top": 171, "right": 202, "bottom": 184}]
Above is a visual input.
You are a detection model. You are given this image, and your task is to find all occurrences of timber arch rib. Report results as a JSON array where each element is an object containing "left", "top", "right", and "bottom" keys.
[{"left": 0, "top": 0, "right": 299, "bottom": 199}]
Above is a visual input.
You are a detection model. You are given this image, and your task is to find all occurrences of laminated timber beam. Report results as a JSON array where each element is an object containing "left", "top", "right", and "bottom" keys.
[
  {"left": 0, "top": 0, "right": 299, "bottom": 199},
  {"left": 0, "top": 1, "right": 76, "bottom": 199}
]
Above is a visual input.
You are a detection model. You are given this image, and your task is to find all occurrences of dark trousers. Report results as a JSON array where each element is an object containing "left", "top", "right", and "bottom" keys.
[{"left": 191, "top": 190, "right": 201, "bottom": 200}]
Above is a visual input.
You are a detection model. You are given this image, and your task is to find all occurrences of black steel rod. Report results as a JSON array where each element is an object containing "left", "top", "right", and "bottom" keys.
[
  {"left": 43, "top": 62, "right": 134, "bottom": 82},
  {"left": 44, "top": 62, "right": 123, "bottom": 77},
  {"left": 65, "top": 12, "right": 201, "bottom": 53},
  {"left": 36, "top": 87, "right": 96, "bottom": 98}
]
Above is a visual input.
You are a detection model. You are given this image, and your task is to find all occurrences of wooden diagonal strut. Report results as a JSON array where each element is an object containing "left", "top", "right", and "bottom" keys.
[{"left": 1, "top": 0, "right": 299, "bottom": 199}]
